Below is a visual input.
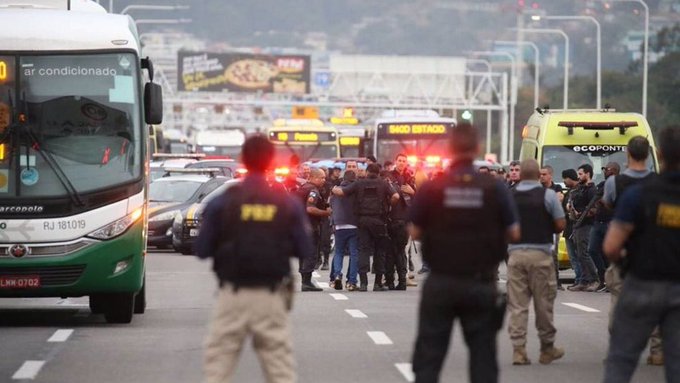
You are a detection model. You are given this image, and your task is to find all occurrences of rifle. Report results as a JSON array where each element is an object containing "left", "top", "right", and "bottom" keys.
[{"left": 568, "top": 189, "right": 603, "bottom": 240}]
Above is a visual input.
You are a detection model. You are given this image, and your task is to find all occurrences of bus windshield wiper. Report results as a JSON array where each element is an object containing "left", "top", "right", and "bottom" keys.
[{"left": 16, "top": 93, "right": 84, "bottom": 207}]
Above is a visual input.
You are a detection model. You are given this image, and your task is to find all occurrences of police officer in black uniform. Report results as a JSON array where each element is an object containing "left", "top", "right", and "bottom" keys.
[
  {"left": 297, "top": 168, "right": 331, "bottom": 290},
  {"left": 332, "top": 163, "right": 399, "bottom": 292},
  {"left": 602, "top": 126, "right": 680, "bottom": 383},
  {"left": 409, "top": 123, "right": 520, "bottom": 383},
  {"left": 196, "top": 135, "right": 316, "bottom": 382}
]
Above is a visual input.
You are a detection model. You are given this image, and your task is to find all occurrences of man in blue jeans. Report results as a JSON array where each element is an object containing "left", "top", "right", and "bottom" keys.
[
  {"left": 602, "top": 126, "right": 680, "bottom": 383},
  {"left": 329, "top": 170, "right": 359, "bottom": 291},
  {"left": 588, "top": 162, "right": 620, "bottom": 291}
]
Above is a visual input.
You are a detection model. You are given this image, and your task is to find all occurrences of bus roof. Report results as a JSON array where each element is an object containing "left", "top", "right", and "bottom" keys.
[{"left": 0, "top": 4, "right": 140, "bottom": 52}]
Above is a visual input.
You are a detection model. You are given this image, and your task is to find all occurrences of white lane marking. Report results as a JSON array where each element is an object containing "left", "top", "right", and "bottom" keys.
[
  {"left": 317, "top": 282, "right": 330, "bottom": 289},
  {"left": 345, "top": 309, "right": 367, "bottom": 318},
  {"left": 367, "top": 331, "right": 393, "bottom": 345},
  {"left": 312, "top": 272, "right": 321, "bottom": 278},
  {"left": 395, "top": 363, "right": 415, "bottom": 382},
  {"left": 329, "top": 293, "right": 348, "bottom": 301},
  {"left": 12, "top": 361, "right": 45, "bottom": 380},
  {"left": 562, "top": 302, "right": 601, "bottom": 313},
  {"left": 48, "top": 329, "right": 74, "bottom": 343}
]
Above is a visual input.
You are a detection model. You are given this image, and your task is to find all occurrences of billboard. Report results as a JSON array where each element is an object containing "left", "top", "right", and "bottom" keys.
[{"left": 178, "top": 51, "right": 311, "bottom": 94}]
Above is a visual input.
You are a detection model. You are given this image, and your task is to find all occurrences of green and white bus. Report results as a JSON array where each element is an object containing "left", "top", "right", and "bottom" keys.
[{"left": 0, "top": 0, "right": 163, "bottom": 323}]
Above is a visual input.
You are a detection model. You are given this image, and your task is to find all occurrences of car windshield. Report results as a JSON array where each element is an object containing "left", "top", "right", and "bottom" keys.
[
  {"left": 0, "top": 53, "right": 141, "bottom": 199},
  {"left": 149, "top": 180, "right": 203, "bottom": 203},
  {"left": 542, "top": 145, "right": 656, "bottom": 184}
]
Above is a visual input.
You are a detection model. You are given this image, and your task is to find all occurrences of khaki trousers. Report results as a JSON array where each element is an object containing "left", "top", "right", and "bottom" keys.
[
  {"left": 605, "top": 264, "right": 663, "bottom": 355},
  {"left": 204, "top": 284, "right": 296, "bottom": 383},
  {"left": 507, "top": 248, "right": 558, "bottom": 348}
]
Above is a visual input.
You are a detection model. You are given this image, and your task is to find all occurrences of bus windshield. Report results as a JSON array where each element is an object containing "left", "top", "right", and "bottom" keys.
[
  {"left": 0, "top": 53, "right": 141, "bottom": 199},
  {"left": 377, "top": 139, "right": 449, "bottom": 163},
  {"left": 542, "top": 145, "right": 656, "bottom": 184},
  {"left": 273, "top": 144, "right": 338, "bottom": 164}
]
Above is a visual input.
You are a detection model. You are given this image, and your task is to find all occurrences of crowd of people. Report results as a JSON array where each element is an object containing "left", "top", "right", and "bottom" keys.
[{"left": 195, "top": 123, "right": 680, "bottom": 383}]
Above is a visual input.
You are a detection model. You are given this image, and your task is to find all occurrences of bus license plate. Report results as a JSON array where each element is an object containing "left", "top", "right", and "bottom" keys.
[
  {"left": 0, "top": 275, "right": 41, "bottom": 289},
  {"left": 189, "top": 229, "right": 199, "bottom": 237}
]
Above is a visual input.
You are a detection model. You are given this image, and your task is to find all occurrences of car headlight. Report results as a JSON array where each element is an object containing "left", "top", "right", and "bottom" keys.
[
  {"left": 149, "top": 210, "right": 180, "bottom": 222},
  {"left": 88, "top": 208, "right": 143, "bottom": 240}
]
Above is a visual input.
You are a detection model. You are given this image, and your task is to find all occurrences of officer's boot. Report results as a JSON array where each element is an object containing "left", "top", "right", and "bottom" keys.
[
  {"left": 395, "top": 272, "right": 407, "bottom": 290},
  {"left": 385, "top": 272, "right": 396, "bottom": 290},
  {"left": 358, "top": 273, "right": 368, "bottom": 292},
  {"left": 320, "top": 253, "right": 329, "bottom": 271},
  {"left": 373, "top": 274, "right": 389, "bottom": 292},
  {"left": 539, "top": 343, "right": 565, "bottom": 365},
  {"left": 300, "top": 272, "right": 322, "bottom": 292}
]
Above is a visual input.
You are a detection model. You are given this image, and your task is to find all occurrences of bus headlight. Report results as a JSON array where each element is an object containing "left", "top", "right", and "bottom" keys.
[{"left": 88, "top": 208, "right": 143, "bottom": 240}]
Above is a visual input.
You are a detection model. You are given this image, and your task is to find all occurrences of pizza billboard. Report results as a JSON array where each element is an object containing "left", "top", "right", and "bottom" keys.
[{"left": 178, "top": 51, "right": 311, "bottom": 94}]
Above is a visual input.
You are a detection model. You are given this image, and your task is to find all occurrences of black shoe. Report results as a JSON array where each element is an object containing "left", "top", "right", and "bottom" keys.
[
  {"left": 358, "top": 284, "right": 368, "bottom": 292},
  {"left": 395, "top": 283, "right": 407, "bottom": 291},
  {"left": 301, "top": 281, "right": 323, "bottom": 292},
  {"left": 373, "top": 284, "right": 389, "bottom": 292},
  {"left": 333, "top": 278, "right": 343, "bottom": 290},
  {"left": 320, "top": 261, "right": 329, "bottom": 271},
  {"left": 385, "top": 281, "right": 396, "bottom": 290}
]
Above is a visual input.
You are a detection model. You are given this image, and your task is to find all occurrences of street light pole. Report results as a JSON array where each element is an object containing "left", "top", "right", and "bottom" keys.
[
  {"left": 466, "top": 58, "right": 494, "bottom": 154},
  {"left": 604, "top": 0, "right": 649, "bottom": 116},
  {"left": 493, "top": 40, "right": 540, "bottom": 109},
  {"left": 134, "top": 19, "right": 193, "bottom": 27},
  {"left": 120, "top": 4, "right": 190, "bottom": 15},
  {"left": 533, "top": 15, "right": 601, "bottom": 109},
  {"left": 469, "top": 50, "right": 517, "bottom": 161},
  {"left": 511, "top": 27, "right": 569, "bottom": 110}
]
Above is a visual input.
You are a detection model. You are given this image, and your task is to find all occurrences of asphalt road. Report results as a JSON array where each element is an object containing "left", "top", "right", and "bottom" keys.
[{"left": 0, "top": 250, "right": 665, "bottom": 383}]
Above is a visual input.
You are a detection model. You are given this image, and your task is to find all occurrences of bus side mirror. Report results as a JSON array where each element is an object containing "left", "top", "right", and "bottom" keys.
[{"left": 144, "top": 82, "right": 163, "bottom": 124}]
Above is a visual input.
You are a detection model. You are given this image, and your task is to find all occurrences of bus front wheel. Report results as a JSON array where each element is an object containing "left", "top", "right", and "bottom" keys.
[
  {"left": 89, "top": 295, "right": 106, "bottom": 314},
  {"left": 104, "top": 293, "right": 134, "bottom": 324},
  {"left": 134, "top": 278, "right": 146, "bottom": 314}
]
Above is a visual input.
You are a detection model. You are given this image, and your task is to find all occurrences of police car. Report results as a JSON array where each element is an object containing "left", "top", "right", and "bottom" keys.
[
  {"left": 170, "top": 179, "right": 241, "bottom": 255},
  {"left": 148, "top": 168, "right": 228, "bottom": 249},
  {"left": 150, "top": 153, "right": 206, "bottom": 181},
  {"left": 185, "top": 159, "right": 247, "bottom": 179}
]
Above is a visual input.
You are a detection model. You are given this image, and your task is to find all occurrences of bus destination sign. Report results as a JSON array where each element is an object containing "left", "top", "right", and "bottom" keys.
[
  {"left": 377, "top": 123, "right": 453, "bottom": 139},
  {"left": 269, "top": 131, "right": 336, "bottom": 143}
]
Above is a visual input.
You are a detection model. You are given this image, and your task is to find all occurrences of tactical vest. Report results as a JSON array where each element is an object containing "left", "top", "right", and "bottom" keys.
[
  {"left": 614, "top": 173, "right": 655, "bottom": 208},
  {"left": 213, "top": 184, "right": 293, "bottom": 285},
  {"left": 626, "top": 176, "right": 680, "bottom": 281},
  {"left": 423, "top": 173, "right": 506, "bottom": 277},
  {"left": 356, "top": 177, "right": 388, "bottom": 218},
  {"left": 512, "top": 187, "right": 553, "bottom": 244}
]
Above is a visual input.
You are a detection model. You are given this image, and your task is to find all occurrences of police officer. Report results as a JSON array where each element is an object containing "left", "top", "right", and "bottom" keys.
[
  {"left": 602, "top": 136, "right": 661, "bottom": 365},
  {"left": 409, "top": 123, "right": 520, "bottom": 383},
  {"left": 602, "top": 126, "right": 680, "bottom": 383},
  {"left": 297, "top": 168, "right": 331, "bottom": 290},
  {"left": 387, "top": 154, "right": 417, "bottom": 290},
  {"left": 196, "top": 135, "right": 316, "bottom": 383},
  {"left": 507, "top": 159, "right": 566, "bottom": 366},
  {"left": 332, "top": 163, "right": 399, "bottom": 292}
]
